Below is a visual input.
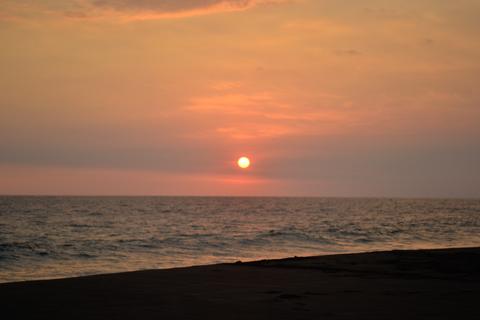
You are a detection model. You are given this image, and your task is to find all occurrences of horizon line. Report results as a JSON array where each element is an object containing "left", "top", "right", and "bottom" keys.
[{"left": 1, "top": 194, "right": 479, "bottom": 200}]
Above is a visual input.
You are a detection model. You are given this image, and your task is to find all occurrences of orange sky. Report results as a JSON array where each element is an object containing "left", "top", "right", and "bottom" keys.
[{"left": 1, "top": 0, "right": 479, "bottom": 197}]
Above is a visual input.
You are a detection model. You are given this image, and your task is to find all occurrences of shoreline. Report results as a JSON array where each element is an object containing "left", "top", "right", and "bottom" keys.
[
  {"left": 2, "top": 245, "right": 479, "bottom": 284},
  {"left": 1, "top": 247, "right": 479, "bottom": 319}
]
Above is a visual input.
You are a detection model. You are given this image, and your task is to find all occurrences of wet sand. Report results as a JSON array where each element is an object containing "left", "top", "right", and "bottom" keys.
[{"left": 1, "top": 247, "right": 479, "bottom": 319}]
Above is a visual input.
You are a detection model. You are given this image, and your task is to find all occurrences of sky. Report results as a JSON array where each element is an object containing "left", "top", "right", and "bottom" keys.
[{"left": 1, "top": 0, "right": 479, "bottom": 197}]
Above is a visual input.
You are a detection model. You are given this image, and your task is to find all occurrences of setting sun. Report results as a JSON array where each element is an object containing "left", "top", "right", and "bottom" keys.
[{"left": 237, "top": 157, "right": 251, "bottom": 169}]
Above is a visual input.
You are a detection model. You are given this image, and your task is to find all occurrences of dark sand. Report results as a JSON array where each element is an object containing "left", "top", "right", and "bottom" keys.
[{"left": 1, "top": 247, "right": 479, "bottom": 319}]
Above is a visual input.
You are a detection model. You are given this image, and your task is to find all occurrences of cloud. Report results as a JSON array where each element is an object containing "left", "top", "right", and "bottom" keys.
[
  {"left": 334, "top": 49, "right": 362, "bottom": 56},
  {"left": 84, "top": 0, "right": 286, "bottom": 18},
  {"left": 64, "top": 10, "right": 88, "bottom": 18},
  {"left": 91, "top": 0, "right": 255, "bottom": 12},
  {"left": 185, "top": 90, "right": 355, "bottom": 140},
  {"left": 283, "top": 19, "right": 355, "bottom": 35},
  {"left": 0, "top": 0, "right": 287, "bottom": 22}
]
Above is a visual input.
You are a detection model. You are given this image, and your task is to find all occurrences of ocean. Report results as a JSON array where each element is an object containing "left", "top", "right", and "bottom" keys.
[{"left": 1, "top": 196, "right": 479, "bottom": 283}]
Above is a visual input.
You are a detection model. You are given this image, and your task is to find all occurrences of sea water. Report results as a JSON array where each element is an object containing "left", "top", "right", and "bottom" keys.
[{"left": 1, "top": 196, "right": 479, "bottom": 282}]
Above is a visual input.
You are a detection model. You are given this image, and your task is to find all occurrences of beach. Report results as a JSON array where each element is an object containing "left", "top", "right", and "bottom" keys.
[{"left": 1, "top": 247, "right": 479, "bottom": 319}]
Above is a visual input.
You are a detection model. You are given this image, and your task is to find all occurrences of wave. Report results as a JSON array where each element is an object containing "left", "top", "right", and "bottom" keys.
[{"left": 0, "top": 196, "right": 479, "bottom": 282}]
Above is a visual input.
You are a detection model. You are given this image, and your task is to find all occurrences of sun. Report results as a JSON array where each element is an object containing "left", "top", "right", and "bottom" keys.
[{"left": 237, "top": 156, "right": 251, "bottom": 169}]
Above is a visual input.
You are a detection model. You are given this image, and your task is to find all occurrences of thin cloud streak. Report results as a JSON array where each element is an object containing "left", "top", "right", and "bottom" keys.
[
  {"left": 90, "top": 0, "right": 276, "bottom": 12},
  {"left": 0, "top": 0, "right": 288, "bottom": 21},
  {"left": 84, "top": 0, "right": 288, "bottom": 20}
]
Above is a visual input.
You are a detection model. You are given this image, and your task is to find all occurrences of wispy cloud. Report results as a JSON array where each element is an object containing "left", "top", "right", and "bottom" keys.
[
  {"left": 78, "top": 0, "right": 287, "bottom": 19},
  {"left": 90, "top": 0, "right": 272, "bottom": 12},
  {"left": 334, "top": 49, "right": 361, "bottom": 56},
  {"left": 185, "top": 90, "right": 355, "bottom": 140},
  {"left": 0, "top": 0, "right": 288, "bottom": 21}
]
